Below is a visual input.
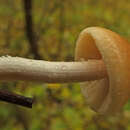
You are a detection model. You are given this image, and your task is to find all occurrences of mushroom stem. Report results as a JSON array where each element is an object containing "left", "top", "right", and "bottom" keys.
[{"left": 0, "top": 56, "right": 107, "bottom": 83}]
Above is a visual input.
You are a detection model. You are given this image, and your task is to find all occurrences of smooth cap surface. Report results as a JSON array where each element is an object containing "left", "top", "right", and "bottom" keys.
[{"left": 75, "top": 27, "right": 130, "bottom": 114}]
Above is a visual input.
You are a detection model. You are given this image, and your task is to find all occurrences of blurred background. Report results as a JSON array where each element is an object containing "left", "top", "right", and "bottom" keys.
[{"left": 0, "top": 0, "right": 130, "bottom": 130}]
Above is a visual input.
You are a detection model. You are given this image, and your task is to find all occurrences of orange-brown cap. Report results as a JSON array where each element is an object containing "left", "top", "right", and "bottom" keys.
[{"left": 75, "top": 27, "right": 130, "bottom": 114}]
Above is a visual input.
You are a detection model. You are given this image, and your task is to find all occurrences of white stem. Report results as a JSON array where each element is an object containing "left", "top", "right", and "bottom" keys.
[{"left": 0, "top": 56, "right": 107, "bottom": 83}]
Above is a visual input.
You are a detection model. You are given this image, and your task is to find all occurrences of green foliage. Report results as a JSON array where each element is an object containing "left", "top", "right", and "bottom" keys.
[{"left": 0, "top": 0, "right": 129, "bottom": 129}]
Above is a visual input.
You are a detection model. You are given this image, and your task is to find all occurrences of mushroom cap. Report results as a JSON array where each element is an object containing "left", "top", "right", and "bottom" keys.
[{"left": 75, "top": 27, "right": 130, "bottom": 114}]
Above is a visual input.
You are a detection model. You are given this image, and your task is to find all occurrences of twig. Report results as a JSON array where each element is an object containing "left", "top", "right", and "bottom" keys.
[
  {"left": 23, "top": 0, "right": 41, "bottom": 59},
  {"left": 0, "top": 89, "right": 33, "bottom": 108}
]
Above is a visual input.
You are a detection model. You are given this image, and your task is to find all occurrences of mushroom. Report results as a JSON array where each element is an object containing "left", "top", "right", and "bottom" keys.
[
  {"left": 0, "top": 27, "right": 129, "bottom": 114},
  {"left": 75, "top": 27, "right": 130, "bottom": 114}
]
